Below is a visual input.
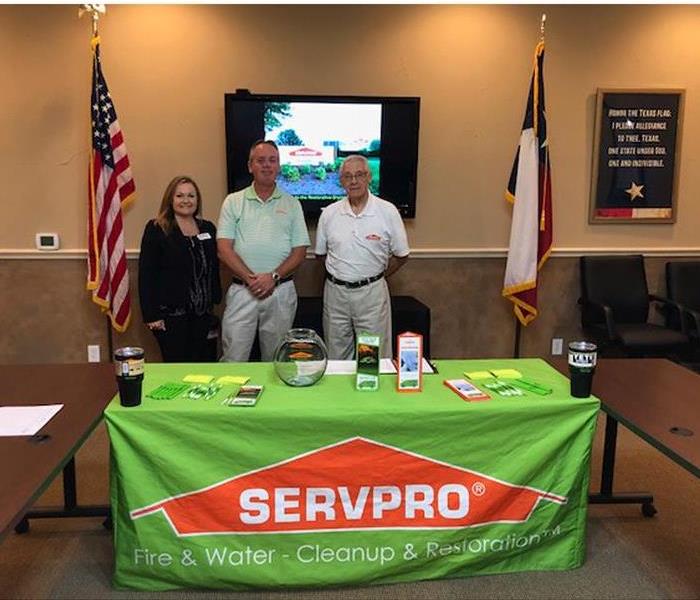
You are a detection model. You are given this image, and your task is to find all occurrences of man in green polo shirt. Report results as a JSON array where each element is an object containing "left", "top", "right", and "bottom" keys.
[{"left": 217, "top": 140, "right": 310, "bottom": 361}]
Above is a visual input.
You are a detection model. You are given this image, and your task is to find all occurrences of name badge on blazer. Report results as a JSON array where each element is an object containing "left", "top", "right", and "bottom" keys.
[{"left": 197, "top": 232, "right": 212, "bottom": 240}]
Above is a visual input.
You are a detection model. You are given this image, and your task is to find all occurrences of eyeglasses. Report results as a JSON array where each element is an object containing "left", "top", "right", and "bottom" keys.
[{"left": 340, "top": 171, "right": 369, "bottom": 182}]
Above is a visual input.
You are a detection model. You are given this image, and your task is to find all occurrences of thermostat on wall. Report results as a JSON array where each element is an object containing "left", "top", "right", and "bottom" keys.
[{"left": 35, "top": 233, "right": 60, "bottom": 251}]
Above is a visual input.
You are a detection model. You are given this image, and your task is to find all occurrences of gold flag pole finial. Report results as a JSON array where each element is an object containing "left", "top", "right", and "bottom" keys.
[
  {"left": 540, "top": 13, "right": 546, "bottom": 42},
  {"left": 79, "top": 4, "right": 106, "bottom": 37}
]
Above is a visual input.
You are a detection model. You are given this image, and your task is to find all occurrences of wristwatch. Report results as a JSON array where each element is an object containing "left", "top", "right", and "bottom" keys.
[{"left": 272, "top": 271, "right": 281, "bottom": 285}]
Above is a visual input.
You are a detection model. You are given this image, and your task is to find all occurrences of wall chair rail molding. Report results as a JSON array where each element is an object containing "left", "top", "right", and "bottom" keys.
[{"left": 3, "top": 247, "right": 700, "bottom": 260}]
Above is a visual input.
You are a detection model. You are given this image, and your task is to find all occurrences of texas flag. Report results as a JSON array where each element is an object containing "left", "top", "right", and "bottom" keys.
[{"left": 502, "top": 40, "right": 553, "bottom": 326}]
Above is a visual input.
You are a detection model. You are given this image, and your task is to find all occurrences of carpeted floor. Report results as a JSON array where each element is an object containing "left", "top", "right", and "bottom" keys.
[{"left": 0, "top": 415, "right": 698, "bottom": 599}]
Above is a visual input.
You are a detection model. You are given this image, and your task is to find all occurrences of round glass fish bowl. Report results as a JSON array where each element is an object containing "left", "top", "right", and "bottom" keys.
[{"left": 273, "top": 328, "right": 328, "bottom": 387}]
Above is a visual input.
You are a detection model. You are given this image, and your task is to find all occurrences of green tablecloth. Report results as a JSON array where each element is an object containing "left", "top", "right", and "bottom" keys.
[{"left": 105, "top": 358, "right": 599, "bottom": 591}]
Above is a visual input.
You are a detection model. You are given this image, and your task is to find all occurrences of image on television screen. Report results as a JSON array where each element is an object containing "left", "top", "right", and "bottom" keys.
[{"left": 264, "top": 102, "right": 382, "bottom": 202}]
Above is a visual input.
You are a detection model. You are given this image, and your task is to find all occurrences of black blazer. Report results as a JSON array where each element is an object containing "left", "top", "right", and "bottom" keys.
[{"left": 138, "top": 219, "right": 222, "bottom": 323}]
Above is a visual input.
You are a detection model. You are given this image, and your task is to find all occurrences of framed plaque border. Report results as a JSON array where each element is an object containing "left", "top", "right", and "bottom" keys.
[{"left": 589, "top": 87, "right": 685, "bottom": 224}]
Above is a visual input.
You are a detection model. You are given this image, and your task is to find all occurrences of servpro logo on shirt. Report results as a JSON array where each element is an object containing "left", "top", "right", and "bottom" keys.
[{"left": 130, "top": 437, "right": 566, "bottom": 536}]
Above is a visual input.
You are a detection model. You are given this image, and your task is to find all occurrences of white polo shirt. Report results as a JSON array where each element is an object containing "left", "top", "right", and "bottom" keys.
[{"left": 315, "top": 193, "right": 410, "bottom": 281}]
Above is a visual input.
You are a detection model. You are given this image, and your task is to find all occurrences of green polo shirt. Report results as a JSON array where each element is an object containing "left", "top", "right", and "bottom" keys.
[{"left": 217, "top": 185, "right": 310, "bottom": 274}]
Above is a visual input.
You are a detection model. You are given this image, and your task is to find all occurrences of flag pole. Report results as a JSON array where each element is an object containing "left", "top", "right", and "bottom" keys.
[
  {"left": 78, "top": 4, "right": 104, "bottom": 35},
  {"left": 509, "top": 13, "right": 547, "bottom": 360},
  {"left": 540, "top": 13, "right": 546, "bottom": 41},
  {"left": 84, "top": 4, "right": 109, "bottom": 360},
  {"left": 512, "top": 318, "right": 522, "bottom": 358},
  {"left": 106, "top": 316, "right": 114, "bottom": 362},
  {"left": 84, "top": 2, "right": 135, "bottom": 333}
]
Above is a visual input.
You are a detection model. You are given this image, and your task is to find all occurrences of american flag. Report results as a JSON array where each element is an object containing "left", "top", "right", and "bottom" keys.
[
  {"left": 502, "top": 40, "right": 553, "bottom": 327},
  {"left": 87, "top": 35, "right": 135, "bottom": 332}
]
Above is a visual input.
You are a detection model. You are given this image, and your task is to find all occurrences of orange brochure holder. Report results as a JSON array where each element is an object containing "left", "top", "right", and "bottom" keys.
[{"left": 396, "top": 331, "right": 423, "bottom": 392}]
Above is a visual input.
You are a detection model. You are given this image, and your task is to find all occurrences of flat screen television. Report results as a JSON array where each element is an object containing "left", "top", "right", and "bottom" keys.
[{"left": 224, "top": 90, "right": 420, "bottom": 218}]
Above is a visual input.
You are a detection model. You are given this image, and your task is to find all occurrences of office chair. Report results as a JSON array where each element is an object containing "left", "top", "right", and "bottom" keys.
[
  {"left": 666, "top": 260, "right": 700, "bottom": 341},
  {"left": 579, "top": 255, "right": 689, "bottom": 358}
]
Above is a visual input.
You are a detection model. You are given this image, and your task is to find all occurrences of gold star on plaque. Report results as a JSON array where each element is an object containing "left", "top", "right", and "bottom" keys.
[{"left": 625, "top": 182, "right": 644, "bottom": 201}]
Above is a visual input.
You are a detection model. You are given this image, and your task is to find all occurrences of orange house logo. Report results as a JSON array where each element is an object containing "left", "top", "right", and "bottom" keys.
[
  {"left": 289, "top": 147, "right": 322, "bottom": 156},
  {"left": 131, "top": 437, "right": 566, "bottom": 536}
]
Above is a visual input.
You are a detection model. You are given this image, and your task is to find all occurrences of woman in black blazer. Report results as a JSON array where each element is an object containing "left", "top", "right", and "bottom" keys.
[{"left": 138, "top": 176, "right": 222, "bottom": 362}]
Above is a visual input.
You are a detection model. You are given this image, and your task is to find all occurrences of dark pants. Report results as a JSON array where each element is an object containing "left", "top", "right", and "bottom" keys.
[{"left": 153, "top": 314, "right": 213, "bottom": 363}]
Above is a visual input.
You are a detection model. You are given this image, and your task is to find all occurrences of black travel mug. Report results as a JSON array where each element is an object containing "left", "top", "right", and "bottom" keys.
[
  {"left": 568, "top": 341, "right": 597, "bottom": 398},
  {"left": 114, "top": 347, "right": 145, "bottom": 407}
]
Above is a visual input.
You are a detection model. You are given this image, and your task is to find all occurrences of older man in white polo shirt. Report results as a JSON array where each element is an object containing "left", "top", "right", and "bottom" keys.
[
  {"left": 315, "top": 155, "right": 409, "bottom": 359},
  {"left": 217, "top": 140, "right": 310, "bottom": 362}
]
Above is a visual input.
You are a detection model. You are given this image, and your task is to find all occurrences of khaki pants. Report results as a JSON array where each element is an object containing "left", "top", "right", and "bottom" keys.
[
  {"left": 322, "top": 278, "right": 392, "bottom": 360},
  {"left": 221, "top": 281, "right": 297, "bottom": 362}
]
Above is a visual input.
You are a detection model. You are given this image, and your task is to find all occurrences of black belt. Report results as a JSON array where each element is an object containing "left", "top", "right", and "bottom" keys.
[
  {"left": 232, "top": 275, "right": 293, "bottom": 286},
  {"left": 326, "top": 273, "right": 384, "bottom": 289}
]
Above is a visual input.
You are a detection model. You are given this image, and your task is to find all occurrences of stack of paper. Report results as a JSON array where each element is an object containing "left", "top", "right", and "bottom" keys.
[{"left": 0, "top": 404, "right": 63, "bottom": 436}]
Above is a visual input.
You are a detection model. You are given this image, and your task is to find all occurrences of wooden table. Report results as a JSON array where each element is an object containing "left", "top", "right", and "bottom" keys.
[
  {"left": 0, "top": 363, "right": 116, "bottom": 541},
  {"left": 551, "top": 358, "right": 700, "bottom": 516}
]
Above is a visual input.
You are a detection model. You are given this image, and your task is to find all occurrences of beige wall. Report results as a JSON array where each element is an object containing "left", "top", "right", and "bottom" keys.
[
  {"left": 2, "top": 4, "right": 700, "bottom": 365},
  {"left": 3, "top": 4, "right": 700, "bottom": 252}
]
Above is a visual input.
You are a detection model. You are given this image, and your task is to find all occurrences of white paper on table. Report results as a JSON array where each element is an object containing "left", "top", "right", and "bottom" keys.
[
  {"left": 0, "top": 404, "right": 63, "bottom": 436},
  {"left": 325, "top": 360, "right": 394, "bottom": 374},
  {"left": 295, "top": 360, "right": 326, "bottom": 376},
  {"left": 325, "top": 360, "right": 357, "bottom": 375},
  {"left": 324, "top": 359, "right": 435, "bottom": 375},
  {"left": 380, "top": 359, "right": 397, "bottom": 374}
]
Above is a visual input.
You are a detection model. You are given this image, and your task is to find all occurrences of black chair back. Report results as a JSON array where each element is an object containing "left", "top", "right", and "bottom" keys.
[
  {"left": 580, "top": 255, "right": 649, "bottom": 326},
  {"left": 666, "top": 261, "right": 700, "bottom": 330}
]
